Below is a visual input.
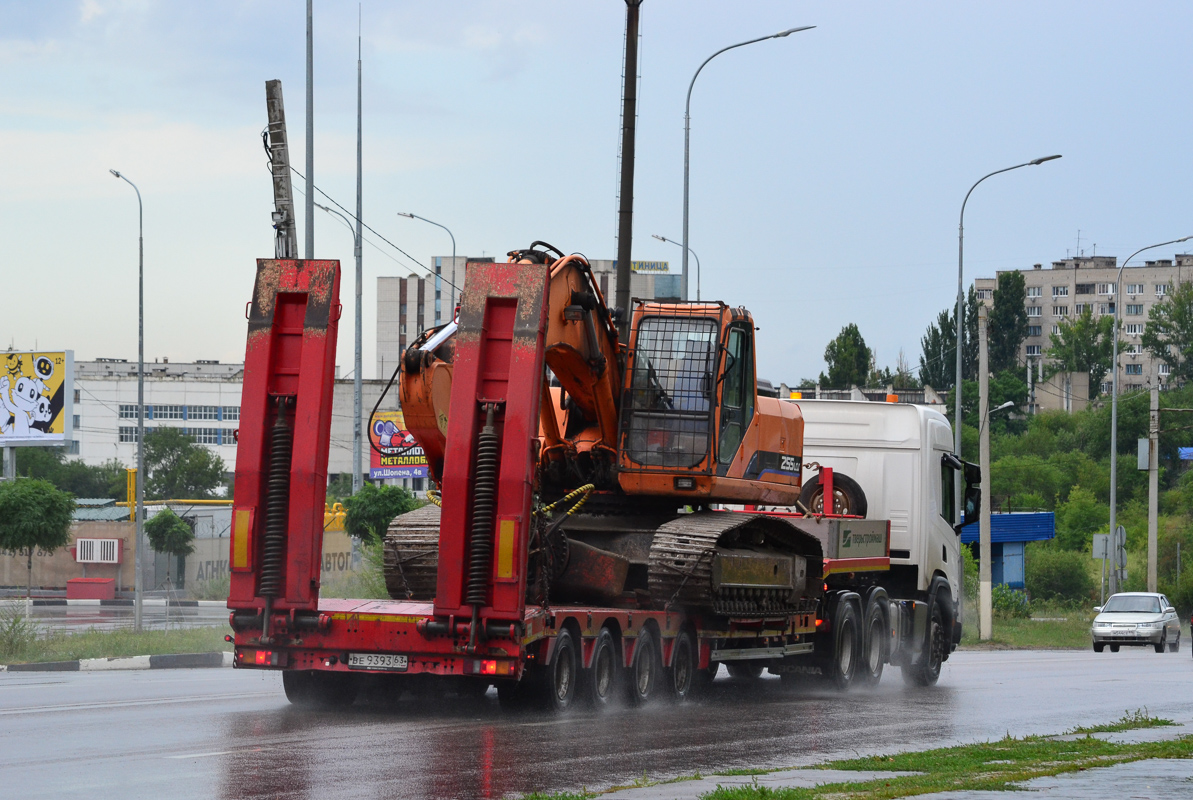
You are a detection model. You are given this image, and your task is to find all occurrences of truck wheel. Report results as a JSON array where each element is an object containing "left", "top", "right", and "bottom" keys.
[
  {"left": 585, "top": 627, "right": 619, "bottom": 708},
  {"left": 626, "top": 627, "right": 659, "bottom": 705},
  {"left": 283, "top": 670, "right": 358, "bottom": 708},
  {"left": 823, "top": 600, "right": 860, "bottom": 690},
  {"left": 798, "top": 472, "right": 867, "bottom": 517},
  {"left": 901, "top": 601, "right": 945, "bottom": 687},
  {"left": 667, "top": 629, "right": 697, "bottom": 701},
  {"left": 856, "top": 598, "right": 887, "bottom": 686},
  {"left": 546, "top": 628, "right": 578, "bottom": 711}
]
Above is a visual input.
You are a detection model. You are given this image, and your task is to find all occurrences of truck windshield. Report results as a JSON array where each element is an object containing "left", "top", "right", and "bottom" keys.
[
  {"left": 1102, "top": 595, "right": 1160, "bottom": 613},
  {"left": 623, "top": 316, "right": 718, "bottom": 467}
]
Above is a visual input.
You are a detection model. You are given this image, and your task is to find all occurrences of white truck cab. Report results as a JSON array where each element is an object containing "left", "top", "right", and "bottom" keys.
[{"left": 794, "top": 399, "right": 977, "bottom": 650}]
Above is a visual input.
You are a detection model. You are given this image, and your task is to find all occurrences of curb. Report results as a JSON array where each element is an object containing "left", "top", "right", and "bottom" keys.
[
  {"left": 0, "top": 599, "right": 227, "bottom": 608},
  {"left": 2, "top": 651, "right": 233, "bottom": 672}
]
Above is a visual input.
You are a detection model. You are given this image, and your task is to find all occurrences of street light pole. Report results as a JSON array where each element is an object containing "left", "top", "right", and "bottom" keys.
[
  {"left": 1108, "top": 235, "right": 1192, "bottom": 593},
  {"left": 652, "top": 234, "right": 701, "bottom": 300},
  {"left": 315, "top": 202, "right": 364, "bottom": 493},
  {"left": 682, "top": 26, "right": 814, "bottom": 303},
  {"left": 397, "top": 213, "right": 457, "bottom": 319},
  {"left": 954, "top": 154, "right": 1061, "bottom": 518},
  {"left": 110, "top": 169, "right": 145, "bottom": 633}
]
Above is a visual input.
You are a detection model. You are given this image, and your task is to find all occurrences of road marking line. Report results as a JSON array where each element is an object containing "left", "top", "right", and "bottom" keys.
[{"left": 164, "top": 748, "right": 262, "bottom": 760}]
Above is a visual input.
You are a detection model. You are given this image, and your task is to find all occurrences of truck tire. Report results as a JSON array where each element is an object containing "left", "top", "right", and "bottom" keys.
[
  {"left": 798, "top": 472, "right": 868, "bottom": 517},
  {"left": 823, "top": 599, "right": 860, "bottom": 690},
  {"left": 282, "top": 670, "right": 358, "bottom": 708},
  {"left": 585, "top": 627, "right": 619, "bottom": 708},
  {"left": 667, "top": 628, "right": 697, "bottom": 701},
  {"left": 856, "top": 595, "right": 887, "bottom": 686},
  {"left": 546, "top": 628, "right": 579, "bottom": 710},
  {"left": 626, "top": 627, "right": 660, "bottom": 705},
  {"left": 901, "top": 600, "right": 945, "bottom": 687}
]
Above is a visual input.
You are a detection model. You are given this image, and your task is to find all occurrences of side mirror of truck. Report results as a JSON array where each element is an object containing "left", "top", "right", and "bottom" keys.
[{"left": 954, "top": 461, "right": 981, "bottom": 535}]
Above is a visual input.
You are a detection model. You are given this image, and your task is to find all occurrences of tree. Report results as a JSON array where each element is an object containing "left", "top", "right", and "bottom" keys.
[
  {"left": 0, "top": 479, "right": 75, "bottom": 598},
  {"left": 1053, "top": 485, "right": 1107, "bottom": 551},
  {"left": 143, "top": 428, "right": 226, "bottom": 499},
  {"left": 988, "top": 271, "right": 1029, "bottom": 372},
  {"left": 918, "top": 287, "right": 980, "bottom": 389},
  {"left": 819, "top": 324, "right": 871, "bottom": 388},
  {"left": 144, "top": 507, "right": 195, "bottom": 585},
  {"left": 15, "top": 447, "right": 127, "bottom": 499},
  {"left": 1046, "top": 307, "right": 1119, "bottom": 396},
  {"left": 343, "top": 483, "right": 419, "bottom": 542},
  {"left": 1142, "top": 280, "right": 1193, "bottom": 384}
]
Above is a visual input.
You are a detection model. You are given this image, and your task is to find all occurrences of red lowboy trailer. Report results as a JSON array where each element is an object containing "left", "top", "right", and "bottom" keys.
[{"left": 228, "top": 257, "right": 962, "bottom": 708}]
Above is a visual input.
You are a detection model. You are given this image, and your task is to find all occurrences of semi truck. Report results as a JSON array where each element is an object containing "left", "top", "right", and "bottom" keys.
[{"left": 226, "top": 251, "right": 978, "bottom": 708}]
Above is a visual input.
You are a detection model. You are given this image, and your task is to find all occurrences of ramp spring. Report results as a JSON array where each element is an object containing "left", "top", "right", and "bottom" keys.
[
  {"left": 258, "top": 397, "right": 293, "bottom": 598},
  {"left": 465, "top": 405, "right": 500, "bottom": 608}
]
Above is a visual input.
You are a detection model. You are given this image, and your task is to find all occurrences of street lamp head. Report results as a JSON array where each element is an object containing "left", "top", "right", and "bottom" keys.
[
  {"left": 109, "top": 169, "right": 121, "bottom": 178},
  {"left": 773, "top": 25, "right": 815, "bottom": 38},
  {"left": 994, "top": 400, "right": 1015, "bottom": 412},
  {"left": 1029, "top": 154, "right": 1062, "bottom": 166},
  {"left": 652, "top": 234, "right": 667, "bottom": 242},
  {"left": 396, "top": 212, "right": 414, "bottom": 219}
]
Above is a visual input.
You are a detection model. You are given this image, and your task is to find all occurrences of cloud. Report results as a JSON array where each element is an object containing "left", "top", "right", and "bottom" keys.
[{"left": 79, "top": 0, "right": 104, "bottom": 24}]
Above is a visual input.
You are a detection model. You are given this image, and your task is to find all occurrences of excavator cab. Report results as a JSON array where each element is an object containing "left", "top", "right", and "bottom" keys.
[{"left": 618, "top": 301, "right": 801, "bottom": 506}]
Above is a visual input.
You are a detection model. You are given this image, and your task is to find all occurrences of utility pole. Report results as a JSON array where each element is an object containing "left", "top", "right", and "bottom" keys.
[
  {"left": 353, "top": 8, "right": 364, "bottom": 495},
  {"left": 305, "top": 0, "right": 315, "bottom": 260},
  {"left": 1148, "top": 381, "right": 1159, "bottom": 591},
  {"left": 614, "top": 0, "right": 642, "bottom": 340},
  {"left": 978, "top": 305, "right": 992, "bottom": 640},
  {"left": 265, "top": 81, "right": 297, "bottom": 258}
]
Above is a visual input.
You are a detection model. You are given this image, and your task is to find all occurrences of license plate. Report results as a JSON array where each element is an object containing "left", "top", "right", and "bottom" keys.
[{"left": 348, "top": 653, "right": 408, "bottom": 671}]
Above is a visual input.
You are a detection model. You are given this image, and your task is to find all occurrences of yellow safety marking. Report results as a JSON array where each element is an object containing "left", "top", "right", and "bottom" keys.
[
  {"left": 496, "top": 519, "right": 516, "bottom": 579},
  {"left": 231, "top": 508, "right": 252, "bottom": 569},
  {"left": 329, "top": 614, "right": 423, "bottom": 624}
]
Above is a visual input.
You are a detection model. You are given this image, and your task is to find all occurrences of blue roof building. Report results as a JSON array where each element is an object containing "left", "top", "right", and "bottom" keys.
[{"left": 961, "top": 512, "right": 1055, "bottom": 589}]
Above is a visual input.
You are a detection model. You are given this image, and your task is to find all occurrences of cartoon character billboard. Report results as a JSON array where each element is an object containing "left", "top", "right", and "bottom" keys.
[
  {"left": 1, "top": 351, "right": 74, "bottom": 447},
  {"left": 369, "top": 410, "right": 428, "bottom": 480}
]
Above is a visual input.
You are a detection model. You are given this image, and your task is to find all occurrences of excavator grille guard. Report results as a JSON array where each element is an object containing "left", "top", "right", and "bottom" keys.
[{"left": 620, "top": 303, "right": 725, "bottom": 471}]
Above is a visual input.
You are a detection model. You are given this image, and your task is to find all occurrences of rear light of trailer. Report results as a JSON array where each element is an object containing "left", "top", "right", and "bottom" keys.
[
  {"left": 464, "top": 659, "right": 514, "bottom": 676},
  {"left": 236, "top": 648, "right": 285, "bottom": 667}
]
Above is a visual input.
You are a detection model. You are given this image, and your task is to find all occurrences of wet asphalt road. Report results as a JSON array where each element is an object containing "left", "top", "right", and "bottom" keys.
[{"left": 3, "top": 648, "right": 1191, "bottom": 800}]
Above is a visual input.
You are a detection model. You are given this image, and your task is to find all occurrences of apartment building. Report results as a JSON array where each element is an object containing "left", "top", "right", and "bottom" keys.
[
  {"left": 376, "top": 257, "right": 681, "bottom": 379},
  {"left": 976, "top": 254, "right": 1193, "bottom": 395}
]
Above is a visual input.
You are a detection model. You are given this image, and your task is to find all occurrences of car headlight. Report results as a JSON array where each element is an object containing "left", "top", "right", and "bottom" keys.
[
  {"left": 1137, "top": 623, "right": 1162, "bottom": 630},
  {"left": 1093, "top": 622, "right": 1112, "bottom": 628}
]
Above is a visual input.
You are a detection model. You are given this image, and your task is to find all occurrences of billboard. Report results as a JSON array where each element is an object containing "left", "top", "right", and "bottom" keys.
[
  {"left": 629, "top": 260, "right": 669, "bottom": 274},
  {"left": 369, "top": 410, "right": 428, "bottom": 480},
  {"left": 1, "top": 351, "right": 73, "bottom": 447}
]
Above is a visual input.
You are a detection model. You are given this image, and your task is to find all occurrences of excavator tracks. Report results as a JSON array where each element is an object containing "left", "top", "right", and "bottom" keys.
[
  {"left": 383, "top": 504, "right": 441, "bottom": 601},
  {"left": 648, "top": 512, "right": 823, "bottom": 615}
]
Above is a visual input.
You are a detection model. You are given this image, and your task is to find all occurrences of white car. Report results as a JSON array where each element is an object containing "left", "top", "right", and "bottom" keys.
[{"left": 1091, "top": 592, "right": 1181, "bottom": 653}]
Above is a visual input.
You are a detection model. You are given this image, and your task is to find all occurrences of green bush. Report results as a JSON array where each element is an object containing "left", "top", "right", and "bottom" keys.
[
  {"left": 1026, "top": 545, "right": 1094, "bottom": 603},
  {"left": 992, "top": 583, "right": 1031, "bottom": 618},
  {"left": 189, "top": 573, "right": 230, "bottom": 601}
]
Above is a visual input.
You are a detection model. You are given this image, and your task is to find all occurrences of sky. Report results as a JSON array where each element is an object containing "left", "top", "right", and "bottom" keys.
[{"left": 3, "top": 1, "right": 1192, "bottom": 385}]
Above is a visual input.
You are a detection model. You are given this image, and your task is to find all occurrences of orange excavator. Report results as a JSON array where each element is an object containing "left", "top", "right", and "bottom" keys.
[{"left": 385, "top": 242, "right": 827, "bottom": 614}]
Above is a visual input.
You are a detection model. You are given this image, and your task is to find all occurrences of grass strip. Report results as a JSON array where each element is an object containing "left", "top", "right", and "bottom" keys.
[
  {"left": 3, "top": 623, "right": 230, "bottom": 664},
  {"left": 1066, "top": 707, "right": 1174, "bottom": 735},
  {"left": 517, "top": 709, "right": 1186, "bottom": 800},
  {"left": 702, "top": 733, "right": 1192, "bottom": 799}
]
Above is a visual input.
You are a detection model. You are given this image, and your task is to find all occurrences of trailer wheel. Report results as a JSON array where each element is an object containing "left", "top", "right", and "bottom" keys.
[
  {"left": 546, "top": 628, "right": 579, "bottom": 711},
  {"left": 626, "top": 627, "right": 659, "bottom": 705},
  {"left": 902, "top": 600, "right": 945, "bottom": 687},
  {"left": 667, "top": 629, "right": 697, "bottom": 701},
  {"left": 798, "top": 472, "right": 867, "bottom": 517},
  {"left": 282, "top": 670, "right": 358, "bottom": 708},
  {"left": 856, "top": 597, "right": 887, "bottom": 686},
  {"left": 726, "top": 661, "right": 765, "bottom": 680},
  {"left": 823, "top": 600, "right": 860, "bottom": 690},
  {"left": 585, "top": 627, "right": 619, "bottom": 708}
]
